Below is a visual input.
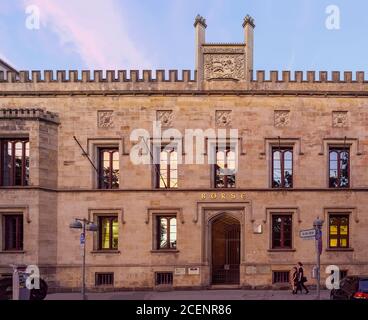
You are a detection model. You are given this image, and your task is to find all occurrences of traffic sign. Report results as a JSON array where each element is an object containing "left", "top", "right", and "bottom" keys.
[
  {"left": 80, "top": 233, "right": 85, "bottom": 245},
  {"left": 300, "top": 228, "right": 316, "bottom": 239}
]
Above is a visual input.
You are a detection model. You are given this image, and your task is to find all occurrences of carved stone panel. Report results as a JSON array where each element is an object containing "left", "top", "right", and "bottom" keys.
[
  {"left": 98, "top": 110, "right": 114, "bottom": 128},
  {"left": 156, "top": 110, "right": 173, "bottom": 127},
  {"left": 274, "top": 110, "right": 290, "bottom": 127},
  {"left": 204, "top": 54, "right": 245, "bottom": 80},
  {"left": 332, "top": 111, "right": 349, "bottom": 128},
  {"left": 216, "top": 110, "right": 232, "bottom": 127}
]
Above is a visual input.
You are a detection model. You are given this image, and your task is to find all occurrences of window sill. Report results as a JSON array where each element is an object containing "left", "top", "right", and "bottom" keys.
[
  {"left": 91, "top": 250, "right": 121, "bottom": 254},
  {"left": 268, "top": 249, "right": 296, "bottom": 252},
  {"left": 151, "top": 249, "right": 179, "bottom": 253},
  {"left": 325, "top": 248, "right": 354, "bottom": 252},
  {"left": 0, "top": 250, "right": 25, "bottom": 254}
]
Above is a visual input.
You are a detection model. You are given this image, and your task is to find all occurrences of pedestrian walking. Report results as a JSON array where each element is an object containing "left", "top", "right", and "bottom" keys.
[
  {"left": 290, "top": 266, "right": 298, "bottom": 294},
  {"left": 297, "top": 262, "right": 309, "bottom": 294}
]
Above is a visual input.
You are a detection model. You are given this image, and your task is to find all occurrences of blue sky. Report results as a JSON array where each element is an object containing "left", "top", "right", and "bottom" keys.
[{"left": 0, "top": 0, "right": 367, "bottom": 73}]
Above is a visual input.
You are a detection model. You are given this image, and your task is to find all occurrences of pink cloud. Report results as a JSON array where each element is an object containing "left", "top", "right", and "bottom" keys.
[{"left": 23, "top": 0, "right": 152, "bottom": 69}]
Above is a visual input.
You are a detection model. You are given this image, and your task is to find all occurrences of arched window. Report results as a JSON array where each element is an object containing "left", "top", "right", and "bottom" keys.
[
  {"left": 329, "top": 148, "right": 350, "bottom": 188},
  {"left": 272, "top": 147, "right": 293, "bottom": 188},
  {"left": 98, "top": 148, "right": 119, "bottom": 189},
  {"left": 215, "top": 146, "right": 236, "bottom": 188},
  {"left": 157, "top": 147, "right": 178, "bottom": 188},
  {"left": 0, "top": 138, "right": 29, "bottom": 186}
]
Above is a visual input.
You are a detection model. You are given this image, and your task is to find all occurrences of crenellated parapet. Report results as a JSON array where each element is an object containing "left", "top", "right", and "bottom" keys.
[
  {"left": 1, "top": 69, "right": 368, "bottom": 84},
  {"left": 0, "top": 70, "right": 197, "bottom": 83},
  {"left": 1, "top": 69, "right": 368, "bottom": 96},
  {"left": 0, "top": 107, "right": 60, "bottom": 124},
  {"left": 252, "top": 70, "right": 368, "bottom": 83}
]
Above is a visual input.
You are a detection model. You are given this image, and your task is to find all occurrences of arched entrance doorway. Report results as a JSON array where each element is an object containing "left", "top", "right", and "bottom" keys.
[{"left": 211, "top": 214, "right": 240, "bottom": 285}]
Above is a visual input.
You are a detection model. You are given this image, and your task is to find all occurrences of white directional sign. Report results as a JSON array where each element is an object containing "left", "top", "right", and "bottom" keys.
[{"left": 300, "top": 228, "right": 316, "bottom": 239}]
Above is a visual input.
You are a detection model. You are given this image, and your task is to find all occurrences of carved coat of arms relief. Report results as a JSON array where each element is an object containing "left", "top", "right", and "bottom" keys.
[{"left": 204, "top": 54, "right": 245, "bottom": 81}]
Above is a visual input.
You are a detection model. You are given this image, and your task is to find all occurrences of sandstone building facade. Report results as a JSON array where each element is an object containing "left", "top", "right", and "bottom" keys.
[{"left": 0, "top": 15, "right": 367, "bottom": 291}]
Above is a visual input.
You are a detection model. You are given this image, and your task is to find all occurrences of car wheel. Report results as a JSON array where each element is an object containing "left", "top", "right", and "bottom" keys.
[{"left": 30, "top": 279, "right": 48, "bottom": 300}]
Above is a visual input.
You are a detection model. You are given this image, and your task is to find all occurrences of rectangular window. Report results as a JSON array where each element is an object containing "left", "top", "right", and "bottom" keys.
[
  {"left": 155, "top": 272, "right": 173, "bottom": 285},
  {"left": 272, "top": 147, "right": 293, "bottom": 188},
  {"left": 214, "top": 145, "right": 236, "bottom": 188},
  {"left": 329, "top": 147, "right": 350, "bottom": 188},
  {"left": 98, "top": 216, "right": 118, "bottom": 250},
  {"left": 272, "top": 215, "right": 292, "bottom": 249},
  {"left": 3, "top": 214, "right": 23, "bottom": 251},
  {"left": 95, "top": 273, "right": 114, "bottom": 286},
  {"left": 272, "top": 271, "right": 290, "bottom": 284},
  {"left": 156, "top": 147, "right": 178, "bottom": 188},
  {"left": 98, "top": 148, "right": 119, "bottom": 189},
  {"left": 156, "top": 216, "right": 177, "bottom": 250},
  {"left": 0, "top": 139, "right": 29, "bottom": 186},
  {"left": 329, "top": 214, "right": 349, "bottom": 248}
]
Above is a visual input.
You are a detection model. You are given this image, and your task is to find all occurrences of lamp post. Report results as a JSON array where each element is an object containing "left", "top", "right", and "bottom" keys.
[
  {"left": 313, "top": 217, "right": 324, "bottom": 300},
  {"left": 69, "top": 218, "right": 98, "bottom": 300}
]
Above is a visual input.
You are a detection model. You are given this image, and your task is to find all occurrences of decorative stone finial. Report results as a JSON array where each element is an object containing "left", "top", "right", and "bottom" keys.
[
  {"left": 242, "top": 14, "right": 255, "bottom": 28},
  {"left": 194, "top": 14, "right": 207, "bottom": 28}
]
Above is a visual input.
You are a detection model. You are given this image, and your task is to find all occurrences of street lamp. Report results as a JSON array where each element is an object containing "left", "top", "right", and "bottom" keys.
[
  {"left": 69, "top": 218, "right": 98, "bottom": 300},
  {"left": 313, "top": 217, "right": 324, "bottom": 300}
]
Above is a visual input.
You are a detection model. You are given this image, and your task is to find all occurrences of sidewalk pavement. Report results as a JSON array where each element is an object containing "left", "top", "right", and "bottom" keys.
[{"left": 46, "top": 289, "right": 331, "bottom": 300}]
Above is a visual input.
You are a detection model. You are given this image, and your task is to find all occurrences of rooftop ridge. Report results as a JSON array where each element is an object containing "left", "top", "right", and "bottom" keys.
[{"left": 1, "top": 70, "right": 368, "bottom": 84}]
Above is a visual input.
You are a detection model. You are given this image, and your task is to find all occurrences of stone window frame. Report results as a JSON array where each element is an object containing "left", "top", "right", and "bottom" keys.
[
  {"left": 86, "top": 138, "right": 124, "bottom": 189},
  {"left": 328, "top": 146, "right": 350, "bottom": 189},
  {"left": 265, "top": 208, "right": 299, "bottom": 252},
  {"left": 319, "top": 138, "right": 363, "bottom": 188},
  {"left": 206, "top": 137, "right": 241, "bottom": 189},
  {"left": 0, "top": 133, "right": 30, "bottom": 186},
  {"left": 271, "top": 145, "right": 294, "bottom": 189},
  {"left": 0, "top": 206, "right": 29, "bottom": 254},
  {"left": 146, "top": 207, "right": 183, "bottom": 253},
  {"left": 264, "top": 138, "right": 302, "bottom": 188},
  {"left": 323, "top": 208, "right": 356, "bottom": 252},
  {"left": 150, "top": 138, "right": 183, "bottom": 190},
  {"left": 88, "top": 208, "right": 124, "bottom": 254}
]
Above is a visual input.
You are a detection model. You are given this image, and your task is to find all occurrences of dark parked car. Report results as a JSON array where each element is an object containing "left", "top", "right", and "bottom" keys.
[
  {"left": 0, "top": 275, "right": 48, "bottom": 300},
  {"left": 330, "top": 276, "right": 368, "bottom": 300}
]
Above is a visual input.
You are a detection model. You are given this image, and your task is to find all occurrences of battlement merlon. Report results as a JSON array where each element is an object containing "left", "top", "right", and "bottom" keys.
[{"left": 2, "top": 70, "right": 368, "bottom": 96}]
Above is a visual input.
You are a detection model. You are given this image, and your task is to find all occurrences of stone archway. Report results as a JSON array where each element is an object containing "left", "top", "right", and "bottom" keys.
[{"left": 210, "top": 214, "right": 241, "bottom": 285}]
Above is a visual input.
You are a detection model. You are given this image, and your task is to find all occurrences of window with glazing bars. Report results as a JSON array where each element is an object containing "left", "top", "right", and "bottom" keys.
[
  {"left": 156, "top": 147, "right": 178, "bottom": 188},
  {"left": 329, "top": 147, "right": 350, "bottom": 188},
  {"left": 272, "top": 147, "right": 293, "bottom": 188},
  {"left": 272, "top": 215, "right": 292, "bottom": 249},
  {"left": 0, "top": 139, "right": 29, "bottom": 186},
  {"left": 329, "top": 214, "right": 349, "bottom": 248},
  {"left": 156, "top": 216, "right": 177, "bottom": 250},
  {"left": 214, "top": 145, "right": 236, "bottom": 188},
  {"left": 98, "top": 216, "right": 118, "bottom": 250},
  {"left": 3, "top": 214, "right": 23, "bottom": 251},
  {"left": 98, "top": 148, "right": 119, "bottom": 189}
]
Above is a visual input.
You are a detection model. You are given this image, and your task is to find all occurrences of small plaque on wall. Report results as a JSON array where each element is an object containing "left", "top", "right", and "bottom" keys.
[
  {"left": 174, "top": 268, "right": 186, "bottom": 275},
  {"left": 188, "top": 267, "right": 200, "bottom": 275},
  {"left": 253, "top": 223, "right": 263, "bottom": 234}
]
